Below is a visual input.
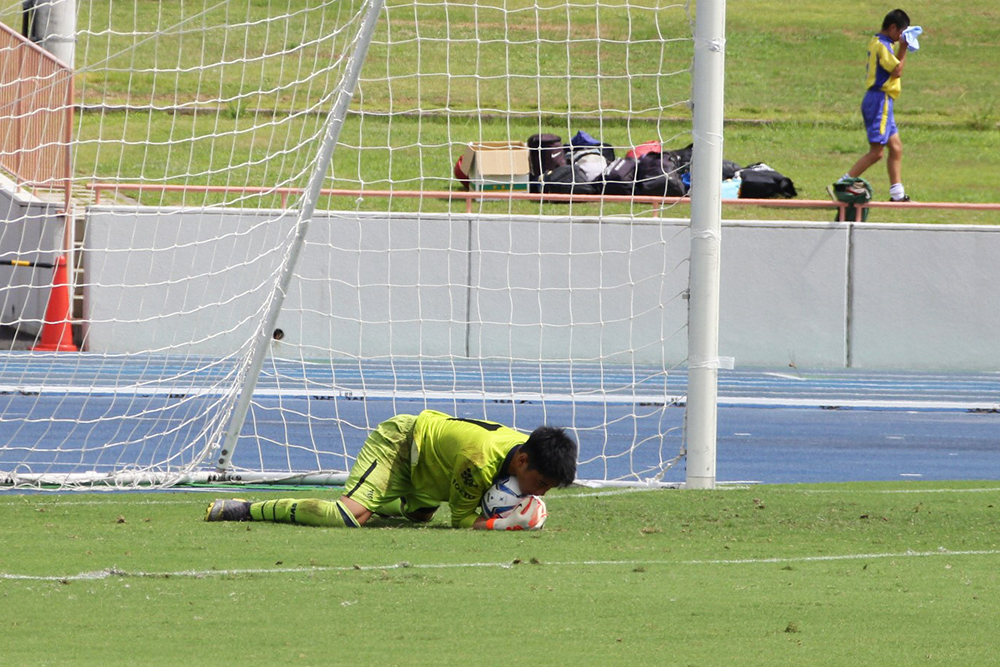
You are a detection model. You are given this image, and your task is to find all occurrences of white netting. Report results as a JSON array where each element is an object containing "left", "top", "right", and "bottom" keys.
[{"left": 0, "top": 0, "right": 699, "bottom": 489}]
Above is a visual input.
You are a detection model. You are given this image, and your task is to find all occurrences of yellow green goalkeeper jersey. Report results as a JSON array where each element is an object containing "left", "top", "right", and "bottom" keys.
[{"left": 410, "top": 410, "right": 527, "bottom": 528}]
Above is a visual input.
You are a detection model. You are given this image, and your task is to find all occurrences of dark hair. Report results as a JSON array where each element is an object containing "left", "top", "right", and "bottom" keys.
[
  {"left": 882, "top": 9, "right": 910, "bottom": 31},
  {"left": 521, "top": 426, "right": 577, "bottom": 487}
]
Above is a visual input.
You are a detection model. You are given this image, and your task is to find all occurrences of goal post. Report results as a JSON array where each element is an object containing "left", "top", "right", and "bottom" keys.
[
  {"left": 0, "top": 0, "right": 722, "bottom": 491},
  {"left": 214, "top": 0, "right": 387, "bottom": 474},
  {"left": 686, "top": 0, "right": 726, "bottom": 489}
]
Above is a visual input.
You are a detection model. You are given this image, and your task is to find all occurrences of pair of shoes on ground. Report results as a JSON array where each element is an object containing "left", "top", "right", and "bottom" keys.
[{"left": 205, "top": 498, "right": 251, "bottom": 521}]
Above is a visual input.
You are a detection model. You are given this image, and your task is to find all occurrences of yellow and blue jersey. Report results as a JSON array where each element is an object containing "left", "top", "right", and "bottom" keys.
[
  {"left": 864, "top": 34, "right": 902, "bottom": 99},
  {"left": 410, "top": 410, "right": 526, "bottom": 527}
]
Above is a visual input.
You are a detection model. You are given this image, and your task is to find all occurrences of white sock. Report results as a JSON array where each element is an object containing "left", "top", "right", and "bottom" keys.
[{"left": 889, "top": 183, "right": 905, "bottom": 200}]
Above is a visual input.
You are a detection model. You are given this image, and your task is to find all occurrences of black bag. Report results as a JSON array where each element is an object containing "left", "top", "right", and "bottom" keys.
[
  {"left": 721, "top": 160, "right": 742, "bottom": 180},
  {"left": 539, "top": 164, "right": 598, "bottom": 196},
  {"left": 527, "top": 133, "right": 567, "bottom": 182},
  {"left": 596, "top": 142, "right": 616, "bottom": 164},
  {"left": 737, "top": 163, "right": 797, "bottom": 199},
  {"left": 599, "top": 157, "right": 638, "bottom": 196},
  {"left": 663, "top": 143, "right": 694, "bottom": 173},
  {"left": 666, "top": 142, "right": 739, "bottom": 179},
  {"left": 636, "top": 152, "right": 687, "bottom": 197}
]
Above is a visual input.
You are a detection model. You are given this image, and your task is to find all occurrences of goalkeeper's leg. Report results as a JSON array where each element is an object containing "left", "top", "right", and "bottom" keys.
[
  {"left": 249, "top": 498, "right": 362, "bottom": 527},
  {"left": 207, "top": 414, "right": 417, "bottom": 528},
  {"left": 251, "top": 413, "right": 418, "bottom": 528},
  {"left": 373, "top": 496, "right": 439, "bottom": 523},
  {"left": 205, "top": 496, "right": 366, "bottom": 526}
]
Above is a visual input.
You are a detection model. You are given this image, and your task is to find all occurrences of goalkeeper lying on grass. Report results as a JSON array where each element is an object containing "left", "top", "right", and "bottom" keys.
[{"left": 205, "top": 409, "right": 577, "bottom": 531}]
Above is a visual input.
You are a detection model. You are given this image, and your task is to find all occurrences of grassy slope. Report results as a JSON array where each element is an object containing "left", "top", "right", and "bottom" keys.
[
  {"left": 74, "top": 113, "right": 1000, "bottom": 224},
  {"left": 6, "top": 0, "right": 997, "bottom": 221},
  {"left": 2, "top": 483, "right": 999, "bottom": 666},
  {"left": 724, "top": 0, "right": 1000, "bottom": 125},
  {"left": 722, "top": 0, "right": 1000, "bottom": 221}
]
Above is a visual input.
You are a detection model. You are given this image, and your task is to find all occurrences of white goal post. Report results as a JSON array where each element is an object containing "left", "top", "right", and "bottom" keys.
[
  {"left": 0, "top": 0, "right": 722, "bottom": 490},
  {"left": 686, "top": 0, "right": 725, "bottom": 489}
]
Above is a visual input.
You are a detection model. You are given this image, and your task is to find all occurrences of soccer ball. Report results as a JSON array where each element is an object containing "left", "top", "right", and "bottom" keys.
[{"left": 480, "top": 475, "right": 524, "bottom": 518}]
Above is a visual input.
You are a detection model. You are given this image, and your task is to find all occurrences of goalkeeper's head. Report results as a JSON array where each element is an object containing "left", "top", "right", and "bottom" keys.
[{"left": 513, "top": 426, "right": 577, "bottom": 496}]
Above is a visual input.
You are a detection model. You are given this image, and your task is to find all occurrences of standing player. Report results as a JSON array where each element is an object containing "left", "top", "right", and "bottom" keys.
[
  {"left": 204, "top": 409, "right": 577, "bottom": 530},
  {"left": 835, "top": 9, "right": 913, "bottom": 202}
]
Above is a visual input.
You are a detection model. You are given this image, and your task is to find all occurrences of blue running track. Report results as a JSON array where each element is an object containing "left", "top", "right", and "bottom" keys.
[{"left": 1, "top": 356, "right": 997, "bottom": 485}]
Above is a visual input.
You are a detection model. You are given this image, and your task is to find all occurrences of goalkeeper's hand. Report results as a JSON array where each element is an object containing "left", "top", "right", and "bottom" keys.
[{"left": 486, "top": 495, "right": 547, "bottom": 531}]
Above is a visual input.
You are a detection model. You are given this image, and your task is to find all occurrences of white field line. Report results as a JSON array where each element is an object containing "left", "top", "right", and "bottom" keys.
[{"left": 3, "top": 548, "right": 998, "bottom": 582}]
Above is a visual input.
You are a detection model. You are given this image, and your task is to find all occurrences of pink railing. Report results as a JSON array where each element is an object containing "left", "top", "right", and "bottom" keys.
[
  {"left": 0, "top": 21, "right": 74, "bottom": 212},
  {"left": 85, "top": 183, "right": 1000, "bottom": 222}
]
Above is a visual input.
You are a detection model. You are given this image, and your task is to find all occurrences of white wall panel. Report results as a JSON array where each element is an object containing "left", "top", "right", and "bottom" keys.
[{"left": 83, "top": 206, "right": 1000, "bottom": 371}]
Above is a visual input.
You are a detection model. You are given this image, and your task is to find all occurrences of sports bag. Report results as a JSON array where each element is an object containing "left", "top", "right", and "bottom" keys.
[
  {"left": 527, "top": 133, "right": 567, "bottom": 182},
  {"left": 539, "top": 164, "right": 598, "bottom": 196},
  {"left": 737, "top": 163, "right": 797, "bottom": 199},
  {"left": 829, "top": 176, "right": 872, "bottom": 221},
  {"left": 627, "top": 140, "right": 662, "bottom": 160},
  {"left": 599, "top": 157, "right": 638, "bottom": 196},
  {"left": 636, "top": 152, "right": 687, "bottom": 197},
  {"left": 570, "top": 131, "right": 616, "bottom": 163},
  {"left": 572, "top": 147, "right": 608, "bottom": 182}
]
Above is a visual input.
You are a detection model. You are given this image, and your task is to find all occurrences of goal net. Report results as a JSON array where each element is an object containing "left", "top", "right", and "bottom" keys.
[{"left": 0, "top": 0, "right": 720, "bottom": 490}]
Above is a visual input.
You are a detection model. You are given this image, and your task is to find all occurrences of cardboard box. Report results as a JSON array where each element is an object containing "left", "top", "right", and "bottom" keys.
[{"left": 461, "top": 141, "right": 530, "bottom": 191}]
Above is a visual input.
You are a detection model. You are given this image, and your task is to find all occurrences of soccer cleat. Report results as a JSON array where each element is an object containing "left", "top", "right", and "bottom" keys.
[
  {"left": 204, "top": 498, "right": 251, "bottom": 522},
  {"left": 890, "top": 195, "right": 913, "bottom": 202}
]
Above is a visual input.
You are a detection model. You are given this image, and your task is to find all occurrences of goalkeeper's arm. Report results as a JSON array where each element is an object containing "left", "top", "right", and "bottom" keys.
[{"left": 475, "top": 496, "right": 547, "bottom": 531}]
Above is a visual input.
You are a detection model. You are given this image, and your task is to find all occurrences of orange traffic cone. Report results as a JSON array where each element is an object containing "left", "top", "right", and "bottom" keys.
[{"left": 33, "top": 255, "right": 78, "bottom": 352}]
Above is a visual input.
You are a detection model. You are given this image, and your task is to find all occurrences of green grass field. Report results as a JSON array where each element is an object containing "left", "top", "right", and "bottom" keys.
[
  {"left": 3, "top": 483, "right": 999, "bottom": 666},
  {"left": 7, "top": 0, "right": 998, "bottom": 222},
  {"left": 3, "top": 2, "right": 1000, "bottom": 664}
]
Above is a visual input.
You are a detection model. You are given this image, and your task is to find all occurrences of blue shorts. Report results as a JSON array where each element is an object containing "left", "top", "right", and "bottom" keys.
[{"left": 861, "top": 90, "right": 897, "bottom": 145}]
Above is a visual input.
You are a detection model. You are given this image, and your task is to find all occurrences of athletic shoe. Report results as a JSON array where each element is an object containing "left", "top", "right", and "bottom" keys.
[
  {"left": 890, "top": 195, "right": 913, "bottom": 202},
  {"left": 205, "top": 498, "right": 251, "bottom": 522}
]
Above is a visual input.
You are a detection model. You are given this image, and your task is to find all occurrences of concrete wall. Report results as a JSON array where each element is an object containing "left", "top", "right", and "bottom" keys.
[
  {"left": 850, "top": 224, "right": 1000, "bottom": 369},
  {"left": 83, "top": 206, "right": 1000, "bottom": 371},
  {"left": 83, "top": 206, "right": 297, "bottom": 355},
  {"left": 84, "top": 208, "right": 690, "bottom": 364},
  {"left": 0, "top": 184, "right": 66, "bottom": 335},
  {"left": 720, "top": 221, "right": 849, "bottom": 367}
]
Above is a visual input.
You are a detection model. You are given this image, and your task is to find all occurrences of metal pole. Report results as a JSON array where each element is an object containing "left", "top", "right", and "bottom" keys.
[
  {"left": 63, "top": 72, "right": 75, "bottom": 311},
  {"left": 15, "top": 47, "right": 24, "bottom": 188},
  {"left": 685, "top": 0, "right": 726, "bottom": 489},
  {"left": 214, "top": 0, "right": 385, "bottom": 471},
  {"left": 27, "top": 0, "right": 76, "bottom": 67}
]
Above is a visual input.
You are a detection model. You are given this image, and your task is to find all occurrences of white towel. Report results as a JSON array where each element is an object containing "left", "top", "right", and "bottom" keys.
[{"left": 902, "top": 25, "right": 922, "bottom": 51}]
